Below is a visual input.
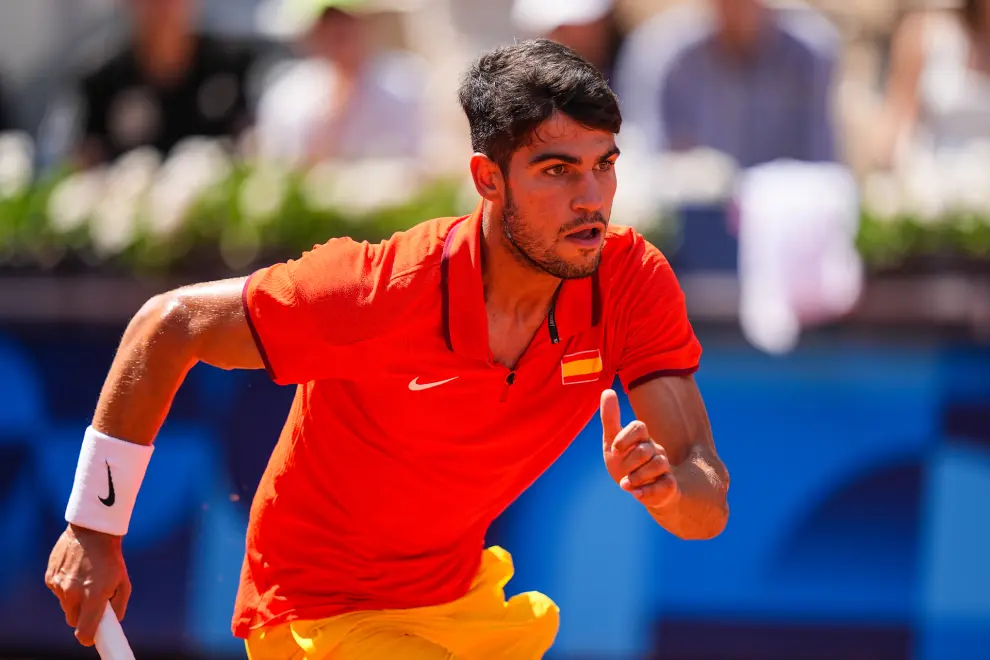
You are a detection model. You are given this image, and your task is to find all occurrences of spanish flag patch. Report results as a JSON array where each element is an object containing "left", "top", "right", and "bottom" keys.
[{"left": 561, "top": 349, "right": 603, "bottom": 385}]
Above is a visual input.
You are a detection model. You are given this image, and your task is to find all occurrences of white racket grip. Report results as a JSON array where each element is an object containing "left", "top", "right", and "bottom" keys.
[{"left": 95, "top": 602, "right": 135, "bottom": 660}]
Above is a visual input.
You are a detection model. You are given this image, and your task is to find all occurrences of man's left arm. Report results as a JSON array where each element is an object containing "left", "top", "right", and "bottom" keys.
[
  {"left": 626, "top": 376, "right": 728, "bottom": 539},
  {"left": 606, "top": 234, "right": 729, "bottom": 539}
]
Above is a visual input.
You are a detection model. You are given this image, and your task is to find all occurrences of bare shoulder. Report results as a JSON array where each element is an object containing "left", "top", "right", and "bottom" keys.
[
  {"left": 131, "top": 276, "right": 263, "bottom": 372},
  {"left": 169, "top": 276, "right": 248, "bottom": 299},
  {"left": 153, "top": 276, "right": 249, "bottom": 326}
]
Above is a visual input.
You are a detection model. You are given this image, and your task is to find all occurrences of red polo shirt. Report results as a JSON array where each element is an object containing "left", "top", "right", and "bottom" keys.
[{"left": 232, "top": 203, "right": 701, "bottom": 638}]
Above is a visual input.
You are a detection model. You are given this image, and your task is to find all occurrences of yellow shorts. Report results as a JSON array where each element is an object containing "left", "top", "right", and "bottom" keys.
[{"left": 244, "top": 546, "right": 559, "bottom": 660}]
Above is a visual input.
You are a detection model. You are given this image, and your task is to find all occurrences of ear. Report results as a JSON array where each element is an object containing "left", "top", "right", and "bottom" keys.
[{"left": 469, "top": 153, "right": 504, "bottom": 203}]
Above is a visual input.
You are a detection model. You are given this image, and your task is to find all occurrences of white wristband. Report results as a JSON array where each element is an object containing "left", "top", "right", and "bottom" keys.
[{"left": 65, "top": 426, "right": 154, "bottom": 536}]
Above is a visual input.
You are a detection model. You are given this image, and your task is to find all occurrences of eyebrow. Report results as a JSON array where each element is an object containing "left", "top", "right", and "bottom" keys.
[
  {"left": 599, "top": 146, "right": 621, "bottom": 161},
  {"left": 528, "top": 146, "right": 621, "bottom": 167}
]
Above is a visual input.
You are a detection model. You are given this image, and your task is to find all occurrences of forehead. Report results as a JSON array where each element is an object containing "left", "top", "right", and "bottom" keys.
[{"left": 513, "top": 112, "right": 616, "bottom": 161}]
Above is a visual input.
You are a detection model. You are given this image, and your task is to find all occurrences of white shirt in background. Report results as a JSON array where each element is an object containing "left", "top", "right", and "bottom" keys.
[{"left": 256, "top": 51, "right": 425, "bottom": 166}]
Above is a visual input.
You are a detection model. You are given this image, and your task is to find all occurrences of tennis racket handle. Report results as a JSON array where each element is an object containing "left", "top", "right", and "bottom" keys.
[{"left": 95, "top": 602, "right": 135, "bottom": 660}]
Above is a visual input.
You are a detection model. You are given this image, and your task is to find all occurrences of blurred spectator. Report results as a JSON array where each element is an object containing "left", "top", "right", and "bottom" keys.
[
  {"left": 255, "top": 0, "right": 426, "bottom": 166},
  {"left": 510, "top": 0, "right": 626, "bottom": 83},
  {"left": 876, "top": 0, "right": 990, "bottom": 168},
  {"left": 53, "top": 0, "right": 256, "bottom": 168},
  {"left": 616, "top": 0, "right": 839, "bottom": 169}
]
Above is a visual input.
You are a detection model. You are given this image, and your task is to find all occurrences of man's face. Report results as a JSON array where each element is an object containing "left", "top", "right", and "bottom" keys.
[{"left": 500, "top": 111, "right": 619, "bottom": 279}]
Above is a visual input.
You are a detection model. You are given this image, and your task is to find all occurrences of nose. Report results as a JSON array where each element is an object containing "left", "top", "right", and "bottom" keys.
[{"left": 571, "top": 172, "right": 605, "bottom": 215}]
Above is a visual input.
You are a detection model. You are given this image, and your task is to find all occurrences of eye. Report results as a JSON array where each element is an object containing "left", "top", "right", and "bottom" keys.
[
  {"left": 595, "top": 160, "right": 615, "bottom": 172},
  {"left": 544, "top": 164, "right": 567, "bottom": 177}
]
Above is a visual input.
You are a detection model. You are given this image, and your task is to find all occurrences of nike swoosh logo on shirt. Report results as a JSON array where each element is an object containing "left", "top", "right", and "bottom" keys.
[{"left": 408, "top": 376, "right": 459, "bottom": 391}]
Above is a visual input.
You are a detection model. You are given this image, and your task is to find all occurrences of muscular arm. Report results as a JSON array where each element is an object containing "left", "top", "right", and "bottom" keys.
[
  {"left": 48, "top": 277, "right": 264, "bottom": 644},
  {"left": 628, "top": 375, "right": 729, "bottom": 540},
  {"left": 51, "top": 242, "right": 376, "bottom": 646},
  {"left": 91, "top": 276, "right": 263, "bottom": 446}
]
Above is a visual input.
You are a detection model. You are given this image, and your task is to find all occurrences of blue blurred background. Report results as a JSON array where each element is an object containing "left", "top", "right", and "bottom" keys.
[
  {"left": 3, "top": 324, "right": 989, "bottom": 659},
  {"left": 1, "top": 0, "right": 990, "bottom": 658}
]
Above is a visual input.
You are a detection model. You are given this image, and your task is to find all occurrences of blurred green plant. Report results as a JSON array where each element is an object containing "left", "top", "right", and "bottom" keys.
[
  {"left": 1, "top": 138, "right": 989, "bottom": 277},
  {"left": 856, "top": 209, "right": 990, "bottom": 271},
  {"left": 0, "top": 147, "right": 468, "bottom": 277}
]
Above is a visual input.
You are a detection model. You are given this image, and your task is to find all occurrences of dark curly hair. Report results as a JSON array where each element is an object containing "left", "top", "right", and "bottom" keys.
[{"left": 457, "top": 39, "right": 621, "bottom": 171}]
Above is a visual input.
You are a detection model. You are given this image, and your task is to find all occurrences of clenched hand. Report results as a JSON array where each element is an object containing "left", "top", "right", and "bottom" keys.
[
  {"left": 45, "top": 524, "right": 130, "bottom": 646},
  {"left": 600, "top": 388, "right": 680, "bottom": 509}
]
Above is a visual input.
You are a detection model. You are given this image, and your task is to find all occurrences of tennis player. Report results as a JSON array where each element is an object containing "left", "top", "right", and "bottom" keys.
[{"left": 45, "top": 38, "right": 729, "bottom": 659}]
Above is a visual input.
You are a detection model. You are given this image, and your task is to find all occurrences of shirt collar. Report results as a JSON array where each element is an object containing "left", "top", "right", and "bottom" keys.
[{"left": 441, "top": 201, "right": 602, "bottom": 362}]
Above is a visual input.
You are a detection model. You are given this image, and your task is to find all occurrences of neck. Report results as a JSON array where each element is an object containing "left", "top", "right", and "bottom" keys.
[
  {"left": 135, "top": 29, "right": 195, "bottom": 84},
  {"left": 480, "top": 203, "right": 561, "bottom": 322}
]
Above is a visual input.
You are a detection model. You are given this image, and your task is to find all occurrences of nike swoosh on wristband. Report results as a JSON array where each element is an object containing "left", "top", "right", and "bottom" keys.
[
  {"left": 408, "top": 376, "right": 459, "bottom": 391},
  {"left": 99, "top": 461, "right": 115, "bottom": 507}
]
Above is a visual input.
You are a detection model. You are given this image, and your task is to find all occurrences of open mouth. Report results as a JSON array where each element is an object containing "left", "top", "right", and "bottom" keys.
[
  {"left": 569, "top": 227, "right": 601, "bottom": 240},
  {"left": 564, "top": 225, "right": 605, "bottom": 245}
]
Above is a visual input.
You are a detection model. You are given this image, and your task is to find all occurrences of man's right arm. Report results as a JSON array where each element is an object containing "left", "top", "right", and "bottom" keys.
[
  {"left": 91, "top": 276, "right": 263, "bottom": 446},
  {"left": 47, "top": 276, "right": 264, "bottom": 647},
  {"left": 49, "top": 234, "right": 405, "bottom": 645},
  {"left": 93, "top": 231, "right": 402, "bottom": 445}
]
